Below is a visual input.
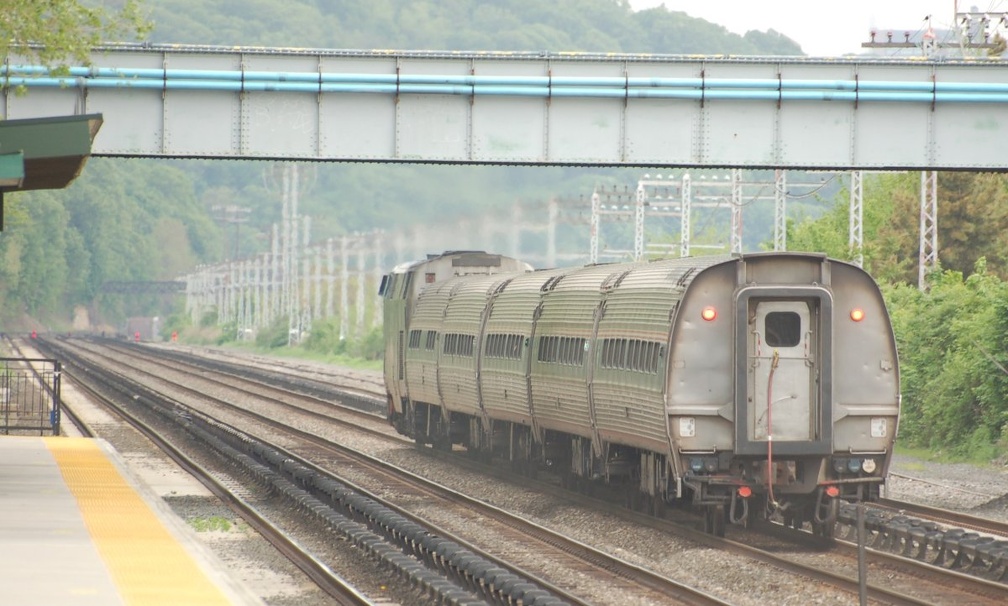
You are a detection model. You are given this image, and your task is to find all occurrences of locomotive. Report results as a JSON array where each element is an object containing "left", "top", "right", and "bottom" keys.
[{"left": 380, "top": 250, "right": 900, "bottom": 536}]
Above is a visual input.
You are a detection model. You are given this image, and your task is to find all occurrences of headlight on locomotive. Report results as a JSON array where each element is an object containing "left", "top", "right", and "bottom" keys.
[
  {"left": 690, "top": 458, "right": 704, "bottom": 473},
  {"left": 688, "top": 455, "right": 719, "bottom": 475},
  {"left": 861, "top": 458, "right": 878, "bottom": 474}
]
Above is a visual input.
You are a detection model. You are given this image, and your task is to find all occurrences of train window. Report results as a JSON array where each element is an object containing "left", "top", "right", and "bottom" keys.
[
  {"left": 598, "top": 338, "right": 662, "bottom": 373},
  {"left": 626, "top": 340, "right": 638, "bottom": 371},
  {"left": 765, "top": 311, "right": 801, "bottom": 347},
  {"left": 425, "top": 331, "right": 437, "bottom": 350},
  {"left": 508, "top": 334, "right": 522, "bottom": 359},
  {"left": 402, "top": 272, "right": 413, "bottom": 297},
  {"left": 378, "top": 275, "right": 389, "bottom": 297},
  {"left": 648, "top": 342, "right": 661, "bottom": 373},
  {"left": 398, "top": 331, "right": 405, "bottom": 380},
  {"left": 408, "top": 330, "right": 422, "bottom": 349},
  {"left": 538, "top": 335, "right": 563, "bottom": 363}
]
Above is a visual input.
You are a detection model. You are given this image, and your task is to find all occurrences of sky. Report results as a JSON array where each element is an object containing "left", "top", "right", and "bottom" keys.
[{"left": 627, "top": 1, "right": 1008, "bottom": 56}]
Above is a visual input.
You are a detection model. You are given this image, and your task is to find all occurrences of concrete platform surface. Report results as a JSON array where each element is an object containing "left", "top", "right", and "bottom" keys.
[{"left": 0, "top": 436, "right": 266, "bottom": 605}]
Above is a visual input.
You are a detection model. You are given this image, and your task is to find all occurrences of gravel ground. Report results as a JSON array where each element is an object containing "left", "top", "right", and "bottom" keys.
[{"left": 886, "top": 453, "right": 1008, "bottom": 521}]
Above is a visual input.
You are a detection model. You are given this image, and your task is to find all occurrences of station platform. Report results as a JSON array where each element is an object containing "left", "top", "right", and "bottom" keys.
[{"left": 0, "top": 436, "right": 265, "bottom": 605}]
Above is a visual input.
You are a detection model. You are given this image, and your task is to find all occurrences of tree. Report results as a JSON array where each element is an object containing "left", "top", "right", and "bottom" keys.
[
  {"left": 1, "top": 0, "right": 150, "bottom": 69},
  {"left": 886, "top": 262, "right": 1008, "bottom": 457}
]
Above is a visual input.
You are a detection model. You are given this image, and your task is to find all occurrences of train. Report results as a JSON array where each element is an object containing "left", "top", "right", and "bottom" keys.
[{"left": 379, "top": 250, "right": 900, "bottom": 536}]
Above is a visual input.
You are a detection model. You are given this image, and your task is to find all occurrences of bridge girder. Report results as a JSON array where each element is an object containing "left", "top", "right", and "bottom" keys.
[{"left": 4, "top": 45, "right": 1008, "bottom": 170}]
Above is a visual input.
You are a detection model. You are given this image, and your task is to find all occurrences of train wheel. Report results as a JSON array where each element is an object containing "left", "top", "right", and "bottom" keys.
[
  {"left": 704, "top": 505, "right": 726, "bottom": 537},
  {"left": 433, "top": 434, "right": 452, "bottom": 452},
  {"left": 812, "top": 519, "right": 837, "bottom": 539}
]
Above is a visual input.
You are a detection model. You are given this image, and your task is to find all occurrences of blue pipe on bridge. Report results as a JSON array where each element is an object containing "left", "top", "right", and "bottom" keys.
[{"left": 5, "top": 64, "right": 1008, "bottom": 103}]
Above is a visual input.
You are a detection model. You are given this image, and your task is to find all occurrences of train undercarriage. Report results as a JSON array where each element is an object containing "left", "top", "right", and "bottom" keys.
[{"left": 391, "top": 399, "right": 880, "bottom": 537}]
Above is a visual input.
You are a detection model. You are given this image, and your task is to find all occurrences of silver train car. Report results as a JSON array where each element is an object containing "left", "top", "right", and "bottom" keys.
[{"left": 380, "top": 250, "right": 900, "bottom": 536}]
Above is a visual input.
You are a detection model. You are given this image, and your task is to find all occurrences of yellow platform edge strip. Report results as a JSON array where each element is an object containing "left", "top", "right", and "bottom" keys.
[{"left": 45, "top": 438, "right": 232, "bottom": 606}]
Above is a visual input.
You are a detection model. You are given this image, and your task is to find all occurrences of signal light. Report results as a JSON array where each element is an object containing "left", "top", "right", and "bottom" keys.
[
  {"left": 737, "top": 486, "right": 752, "bottom": 498},
  {"left": 850, "top": 308, "right": 865, "bottom": 322},
  {"left": 825, "top": 485, "right": 840, "bottom": 498},
  {"left": 701, "top": 306, "right": 717, "bottom": 321}
]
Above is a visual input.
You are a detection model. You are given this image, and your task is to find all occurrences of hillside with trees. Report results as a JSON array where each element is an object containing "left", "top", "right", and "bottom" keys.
[{"left": 0, "top": 0, "right": 804, "bottom": 329}]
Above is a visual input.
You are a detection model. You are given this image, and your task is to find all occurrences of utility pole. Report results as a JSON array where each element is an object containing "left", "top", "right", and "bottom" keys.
[
  {"left": 919, "top": 171, "right": 939, "bottom": 290},
  {"left": 211, "top": 205, "right": 251, "bottom": 260},
  {"left": 849, "top": 171, "right": 863, "bottom": 267}
]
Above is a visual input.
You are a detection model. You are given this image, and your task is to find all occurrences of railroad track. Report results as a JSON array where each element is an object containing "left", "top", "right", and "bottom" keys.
[
  {"left": 31, "top": 336, "right": 372, "bottom": 605},
  {"left": 44, "top": 336, "right": 1008, "bottom": 604},
  {"left": 46, "top": 336, "right": 729, "bottom": 605},
  {"left": 878, "top": 495, "right": 1008, "bottom": 539}
]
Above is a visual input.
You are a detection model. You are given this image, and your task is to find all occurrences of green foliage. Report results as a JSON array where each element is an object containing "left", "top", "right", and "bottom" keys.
[
  {"left": 0, "top": 159, "right": 225, "bottom": 326},
  {"left": 146, "top": 0, "right": 802, "bottom": 55},
  {"left": 190, "top": 516, "right": 232, "bottom": 532},
  {"left": 884, "top": 263, "right": 1008, "bottom": 458},
  {"left": 790, "top": 172, "right": 1008, "bottom": 284},
  {"left": 302, "top": 317, "right": 342, "bottom": 355},
  {"left": 161, "top": 308, "right": 190, "bottom": 338},
  {"left": 1, "top": 0, "right": 151, "bottom": 69},
  {"left": 255, "top": 318, "right": 291, "bottom": 349},
  {"left": 303, "top": 319, "right": 383, "bottom": 361}
]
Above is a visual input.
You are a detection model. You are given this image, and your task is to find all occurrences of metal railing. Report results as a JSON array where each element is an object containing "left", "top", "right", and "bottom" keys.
[{"left": 0, "top": 357, "right": 61, "bottom": 436}]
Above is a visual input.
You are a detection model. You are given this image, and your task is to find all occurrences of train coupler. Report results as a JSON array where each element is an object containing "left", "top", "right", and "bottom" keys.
[
  {"left": 814, "top": 485, "right": 840, "bottom": 525},
  {"left": 729, "top": 486, "right": 751, "bottom": 525}
]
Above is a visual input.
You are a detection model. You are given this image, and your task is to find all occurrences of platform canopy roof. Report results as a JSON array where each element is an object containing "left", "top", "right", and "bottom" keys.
[
  {"left": 0, "top": 113, "right": 102, "bottom": 192},
  {"left": 0, "top": 113, "right": 102, "bottom": 229}
]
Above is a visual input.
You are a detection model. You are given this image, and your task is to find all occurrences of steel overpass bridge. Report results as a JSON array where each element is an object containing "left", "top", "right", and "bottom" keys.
[
  {"left": 5, "top": 43, "right": 1007, "bottom": 288},
  {"left": 3, "top": 43, "right": 1008, "bottom": 170}
]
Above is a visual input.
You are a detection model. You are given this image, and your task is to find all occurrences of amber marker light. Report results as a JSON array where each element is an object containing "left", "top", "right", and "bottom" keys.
[
  {"left": 850, "top": 308, "right": 865, "bottom": 322},
  {"left": 701, "top": 306, "right": 717, "bottom": 321}
]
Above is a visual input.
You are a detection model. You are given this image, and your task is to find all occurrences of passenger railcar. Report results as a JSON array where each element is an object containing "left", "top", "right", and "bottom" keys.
[{"left": 380, "top": 251, "right": 900, "bottom": 536}]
